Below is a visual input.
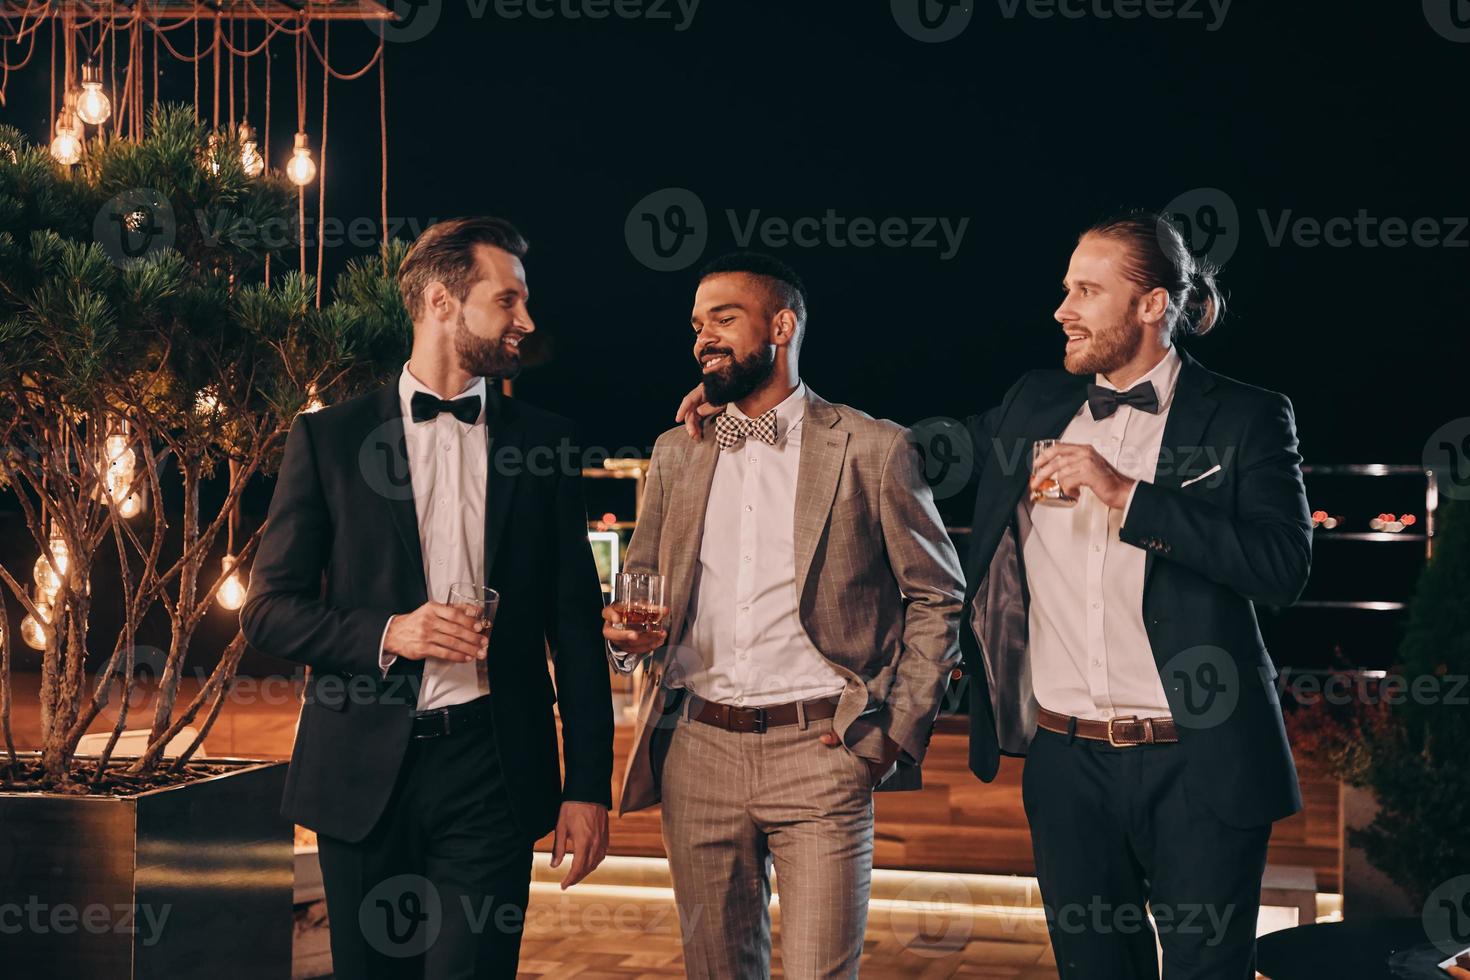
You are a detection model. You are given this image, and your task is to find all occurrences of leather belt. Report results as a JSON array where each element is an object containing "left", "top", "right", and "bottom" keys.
[
  {"left": 411, "top": 694, "right": 494, "bottom": 739},
  {"left": 685, "top": 692, "right": 840, "bottom": 734},
  {"left": 1037, "top": 706, "right": 1178, "bottom": 747}
]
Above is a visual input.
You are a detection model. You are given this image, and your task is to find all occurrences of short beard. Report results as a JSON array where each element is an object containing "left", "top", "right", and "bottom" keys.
[
  {"left": 453, "top": 312, "right": 521, "bottom": 380},
  {"left": 1064, "top": 310, "right": 1146, "bottom": 376},
  {"left": 702, "top": 346, "right": 775, "bottom": 406}
]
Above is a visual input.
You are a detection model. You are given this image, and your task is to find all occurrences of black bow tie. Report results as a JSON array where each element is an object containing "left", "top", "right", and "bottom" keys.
[
  {"left": 1086, "top": 380, "right": 1160, "bottom": 420},
  {"left": 410, "top": 390, "right": 482, "bottom": 425}
]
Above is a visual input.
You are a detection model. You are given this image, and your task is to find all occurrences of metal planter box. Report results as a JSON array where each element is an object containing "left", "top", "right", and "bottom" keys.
[{"left": 0, "top": 757, "right": 292, "bottom": 978}]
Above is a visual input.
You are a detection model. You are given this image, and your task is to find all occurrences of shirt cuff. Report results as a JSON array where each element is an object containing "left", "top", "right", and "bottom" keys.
[
  {"left": 378, "top": 615, "right": 397, "bottom": 678},
  {"left": 607, "top": 640, "right": 642, "bottom": 675}
]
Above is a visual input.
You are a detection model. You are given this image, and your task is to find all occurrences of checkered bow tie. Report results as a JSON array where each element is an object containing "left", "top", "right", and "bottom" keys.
[{"left": 714, "top": 409, "right": 779, "bottom": 451}]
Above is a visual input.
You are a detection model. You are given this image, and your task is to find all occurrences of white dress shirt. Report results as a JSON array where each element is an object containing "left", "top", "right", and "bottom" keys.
[
  {"left": 378, "top": 363, "right": 491, "bottom": 711},
  {"left": 1018, "top": 347, "right": 1182, "bottom": 722},
  {"left": 669, "top": 383, "right": 847, "bottom": 707}
]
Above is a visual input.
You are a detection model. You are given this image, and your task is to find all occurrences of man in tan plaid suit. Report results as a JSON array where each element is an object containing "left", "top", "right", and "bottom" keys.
[{"left": 603, "top": 252, "right": 964, "bottom": 979}]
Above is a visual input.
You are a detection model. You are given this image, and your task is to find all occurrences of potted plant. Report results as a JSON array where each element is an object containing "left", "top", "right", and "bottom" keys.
[
  {"left": 1285, "top": 496, "right": 1470, "bottom": 917},
  {"left": 0, "top": 105, "right": 407, "bottom": 975}
]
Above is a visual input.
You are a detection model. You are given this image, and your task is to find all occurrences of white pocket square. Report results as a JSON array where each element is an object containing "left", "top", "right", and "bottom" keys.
[{"left": 1181, "top": 464, "right": 1223, "bottom": 488}]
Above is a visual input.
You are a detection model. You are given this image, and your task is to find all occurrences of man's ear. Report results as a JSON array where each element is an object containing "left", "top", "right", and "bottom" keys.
[
  {"left": 423, "top": 281, "right": 452, "bottom": 322},
  {"left": 1137, "top": 286, "right": 1170, "bottom": 327},
  {"left": 772, "top": 309, "right": 798, "bottom": 347}
]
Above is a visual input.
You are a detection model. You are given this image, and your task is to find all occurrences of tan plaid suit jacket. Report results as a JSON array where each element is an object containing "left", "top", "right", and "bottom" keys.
[{"left": 613, "top": 389, "right": 965, "bottom": 815}]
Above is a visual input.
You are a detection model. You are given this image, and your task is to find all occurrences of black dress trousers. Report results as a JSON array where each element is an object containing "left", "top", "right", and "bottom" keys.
[
  {"left": 316, "top": 707, "right": 536, "bottom": 980},
  {"left": 1021, "top": 727, "right": 1273, "bottom": 980}
]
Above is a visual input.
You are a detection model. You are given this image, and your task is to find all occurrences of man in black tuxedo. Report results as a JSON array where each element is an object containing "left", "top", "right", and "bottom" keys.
[
  {"left": 241, "top": 216, "right": 613, "bottom": 978},
  {"left": 962, "top": 211, "right": 1311, "bottom": 979}
]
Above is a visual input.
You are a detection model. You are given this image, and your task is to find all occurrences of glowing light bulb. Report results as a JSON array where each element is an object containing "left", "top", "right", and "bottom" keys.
[
  {"left": 206, "top": 131, "right": 222, "bottom": 175},
  {"left": 33, "top": 528, "right": 70, "bottom": 599},
  {"left": 50, "top": 108, "right": 82, "bottom": 166},
  {"left": 302, "top": 383, "right": 324, "bottom": 413},
  {"left": 195, "top": 387, "right": 219, "bottom": 415},
  {"left": 239, "top": 122, "right": 265, "bottom": 177},
  {"left": 77, "top": 63, "right": 111, "bottom": 126},
  {"left": 119, "top": 491, "right": 145, "bottom": 519},
  {"left": 217, "top": 555, "right": 247, "bottom": 610},
  {"left": 286, "top": 132, "right": 316, "bottom": 186},
  {"left": 20, "top": 596, "right": 51, "bottom": 650}
]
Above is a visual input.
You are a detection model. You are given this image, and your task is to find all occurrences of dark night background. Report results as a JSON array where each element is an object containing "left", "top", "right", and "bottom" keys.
[{"left": 2, "top": 1, "right": 1467, "bottom": 675}]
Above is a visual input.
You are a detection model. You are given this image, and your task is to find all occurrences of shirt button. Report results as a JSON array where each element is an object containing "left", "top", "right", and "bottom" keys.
[
  {"left": 1091, "top": 601, "right": 1101, "bottom": 610},
  {"left": 435, "top": 558, "right": 445, "bottom": 566},
  {"left": 745, "top": 505, "right": 753, "bottom": 512},
  {"left": 1092, "top": 544, "right": 1102, "bottom": 553},
  {"left": 735, "top": 697, "right": 745, "bottom": 706},
  {"left": 743, "top": 555, "right": 752, "bottom": 563},
  {"left": 741, "top": 605, "right": 750, "bottom": 613},
  {"left": 442, "top": 443, "right": 451, "bottom": 452},
  {"left": 738, "top": 652, "right": 747, "bottom": 660},
  {"left": 1092, "top": 658, "right": 1103, "bottom": 667},
  {"left": 748, "top": 456, "right": 756, "bottom": 463}
]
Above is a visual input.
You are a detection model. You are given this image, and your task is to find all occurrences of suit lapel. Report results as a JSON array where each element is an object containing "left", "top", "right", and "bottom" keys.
[
  {"left": 1142, "top": 349, "right": 1218, "bottom": 588},
  {"left": 662, "top": 422, "right": 720, "bottom": 643},
  {"left": 483, "top": 390, "right": 524, "bottom": 583},
  {"left": 372, "top": 379, "right": 427, "bottom": 584},
  {"left": 793, "top": 394, "right": 848, "bottom": 596},
  {"left": 964, "top": 375, "right": 1087, "bottom": 604}
]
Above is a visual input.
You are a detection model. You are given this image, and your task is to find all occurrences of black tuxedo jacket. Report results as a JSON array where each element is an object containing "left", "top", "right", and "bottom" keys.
[
  {"left": 961, "top": 349, "right": 1310, "bottom": 828},
  {"left": 241, "top": 377, "right": 613, "bottom": 843}
]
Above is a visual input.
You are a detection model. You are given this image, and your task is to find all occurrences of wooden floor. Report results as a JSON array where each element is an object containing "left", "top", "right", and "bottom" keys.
[{"left": 0, "top": 672, "right": 1341, "bottom": 891}]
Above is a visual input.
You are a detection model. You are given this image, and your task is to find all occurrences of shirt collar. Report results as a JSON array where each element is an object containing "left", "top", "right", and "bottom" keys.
[
  {"left": 1095, "top": 346, "right": 1182, "bottom": 412},
  {"left": 727, "top": 382, "right": 807, "bottom": 440},
  {"left": 398, "top": 361, "right": 489, "bottom": 426}
]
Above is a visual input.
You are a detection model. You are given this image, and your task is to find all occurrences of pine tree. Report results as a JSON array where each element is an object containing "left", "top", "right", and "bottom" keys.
[{"left": 0, "top": 105, "right": 409, "bottom": 788}]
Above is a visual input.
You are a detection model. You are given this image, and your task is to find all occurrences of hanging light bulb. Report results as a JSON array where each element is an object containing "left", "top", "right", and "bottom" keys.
[
  {"left": 32, "top": 526, "right": 70, "bottom": 601},
  {"left": 76, "top": 62, "right": 112, "bottom": 126},
  {"left": 286, "top": 131, "right": 316, "bottom": 187},
  {"left": 239, "top": 122, "right": 265, "bottom": 178},
  {"left": 217, "top": 555, "right": 247, "bottom": 611},
  {"left": 104, "top": 427, "right": 137, "bottom": 501},
  {"left": 303, "top": 383, "right": 324, "bottom": 413},
  {"left": 50, "top": 97, "right": 82, "bottom": 166},
  {"left": 20, "top": 598, "right": 51, "bottom": 651},
  {"left": 119, "top": 490, "right": 145, "bottom": 519},
  {"left": 206, "top": 131, "right": 222, "bottom": 175}
]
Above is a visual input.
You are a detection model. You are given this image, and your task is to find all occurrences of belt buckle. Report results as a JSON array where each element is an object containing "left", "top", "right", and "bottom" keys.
[
  {"left": 750, "top": 707, "right": 767, "bottom": 734},
  {"left": 1107, "top": 715, "right": 1141, "bottom": 747}
]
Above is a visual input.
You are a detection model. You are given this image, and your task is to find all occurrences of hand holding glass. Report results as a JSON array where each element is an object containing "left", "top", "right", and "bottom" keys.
[
  {"left": 613, "top": 573, "right": 669, "bottom": 633},
  {"left": 1031, "top": 439, "right": 1079, "bottom": 507},
  {"left": 448, "top": 583, "right": 499, "bottom": 692}
]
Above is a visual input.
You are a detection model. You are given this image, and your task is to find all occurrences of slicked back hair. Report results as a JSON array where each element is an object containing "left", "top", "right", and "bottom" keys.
[
  {"left": 1084, "top": 210, "right": 1226, "bottom": 338},
  {"left": 398, "top": 216, "right": 529, "bottom": 321}
]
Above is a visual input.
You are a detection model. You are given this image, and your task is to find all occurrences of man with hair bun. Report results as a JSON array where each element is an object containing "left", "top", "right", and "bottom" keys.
[{"left": 959, "top": 210, "right": 1312, "bottom": 978}]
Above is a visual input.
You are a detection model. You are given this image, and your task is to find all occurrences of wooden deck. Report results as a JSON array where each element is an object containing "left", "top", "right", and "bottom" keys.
[{"left": 1, "top": 673, "right": 1340, "bottom": 889}]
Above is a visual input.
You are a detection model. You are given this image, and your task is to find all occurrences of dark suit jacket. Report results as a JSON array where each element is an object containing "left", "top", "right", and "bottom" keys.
[
  {"left": 241, "top": 376, "right": 613, "bottom": 843},
  {"left": 962, "top": 349, "right": 1310, "bottom": 828}
]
